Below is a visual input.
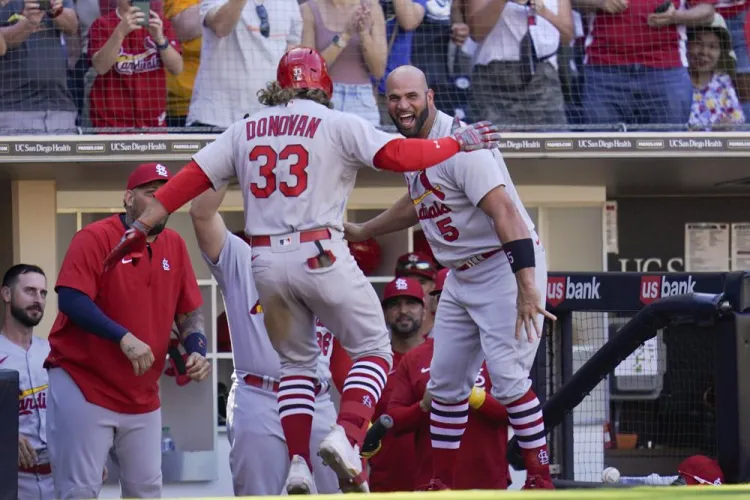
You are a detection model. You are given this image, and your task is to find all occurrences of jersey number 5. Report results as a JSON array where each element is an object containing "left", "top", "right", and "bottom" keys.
[
  {"left": 436, "top": 216, "right": 459, "bottom": 241},
  {"left": 249, "top": 144, "right": 309, "bottom": 198}
]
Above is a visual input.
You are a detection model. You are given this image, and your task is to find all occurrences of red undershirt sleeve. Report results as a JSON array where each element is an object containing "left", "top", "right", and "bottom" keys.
[
  {"left": 373, "top": 137, "right": 460, "bottom": 172},
  {"left": 154, "top": 161, "right": 214, "bottom": 214}
]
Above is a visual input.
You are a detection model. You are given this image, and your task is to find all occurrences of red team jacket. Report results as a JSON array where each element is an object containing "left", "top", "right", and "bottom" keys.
[
  {"left": 387, "top": 338, "right": 511, "bottom": 490},
  {"left": 46, "top": 215, "right": 203, "bottom": 414}
]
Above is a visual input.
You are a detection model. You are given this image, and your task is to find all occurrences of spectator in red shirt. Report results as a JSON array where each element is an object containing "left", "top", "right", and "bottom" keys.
[
  {"left": 575, "top": 0, "right": 715, "bottom": 128},
  {"left": 387, "top": 269, "right": 511, "bottom": 491},
  {"left": 88, "top": 0, "right": 183, "bottom": 130},
  {"left": 368, "top": 276, "right": 427, "bottom": 492}
]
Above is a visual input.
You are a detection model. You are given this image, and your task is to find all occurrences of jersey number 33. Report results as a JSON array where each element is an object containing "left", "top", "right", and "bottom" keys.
[{"left": 249, "top": 144, "right": 310, "bottom": 198}]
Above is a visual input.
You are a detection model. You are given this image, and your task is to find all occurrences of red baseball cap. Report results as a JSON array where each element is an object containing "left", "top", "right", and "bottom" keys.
[
  {"left": 678, "top": 455, "right": 723, "bottom": 486},
  {"left": 431, "top": 268, "right": 450, "bottom": 295},
  {"left": 127, "top": 162, "right": 172, "bottom": 190},
  {"left": 395, "top": 252, "right": 437, "bottom": 281},
  {"left": 382, "top": 277, "right": 424, "bottom": 306}
]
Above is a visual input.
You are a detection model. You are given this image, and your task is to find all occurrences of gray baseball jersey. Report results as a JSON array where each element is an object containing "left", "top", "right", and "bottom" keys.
[
  {"left": 405, "top": 111, "right": 535, "bottom": 269},
  {"left": 203, "top": 231, "right": 331, "bottom": 382},
  {"left": 0, "top": 334, "right": 50, "bottom": 453},
  {"left": 193, "top": 99, "right": 398, "bottom": 235}
]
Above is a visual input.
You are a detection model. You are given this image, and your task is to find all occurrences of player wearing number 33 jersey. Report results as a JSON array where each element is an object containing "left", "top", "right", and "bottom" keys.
[
  {"left": 345, "top": 65, "right": 557, "bottom": 490},
  {"left": 103, "top": 47, "right": 503, "bottom": 494}
]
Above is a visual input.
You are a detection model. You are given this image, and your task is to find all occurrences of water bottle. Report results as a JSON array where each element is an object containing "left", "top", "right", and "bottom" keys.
[{"left": 161, "top": 426, "right": 176, "bottom": 453}]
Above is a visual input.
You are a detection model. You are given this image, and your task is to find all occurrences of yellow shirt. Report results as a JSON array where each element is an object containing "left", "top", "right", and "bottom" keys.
[{"left": 164, "top": 0, "right": 202, "bottom": 118}]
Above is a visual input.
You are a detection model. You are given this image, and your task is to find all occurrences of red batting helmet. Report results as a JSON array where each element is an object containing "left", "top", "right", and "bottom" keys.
[
  {"left": 277, "top": 47, "right": 334, "bottom": 99},
  {"left": 349, "top": 238, "right": 382, "bottom": 276}
]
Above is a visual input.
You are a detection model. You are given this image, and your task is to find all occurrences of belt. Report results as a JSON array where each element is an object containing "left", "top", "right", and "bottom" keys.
[
  {"left": 243, "top": 374, "right": 329, "bottom": 396},
  {"left": 19, "top": 463, "right": 52, "bottom": 475},
  {"left": 456, "top": 249, "right": 503, "bottom": 271},
  {"left": 251, "top": 229, "right": 331, "bottom": 247}
]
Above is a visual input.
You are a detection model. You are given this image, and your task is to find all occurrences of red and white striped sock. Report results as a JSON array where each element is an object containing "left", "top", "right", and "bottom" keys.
[
  {"left": 337, "top": 356, "right": 389, "bottom": 446},
  {"left": 507, "top": 389, "right": 551, "bottom": 477},
  {"left": 429, "top": 398, "right": 469, "bottom": 488},
  {"left": 277, "top": 375, "right": 316, "bottom": 469}
]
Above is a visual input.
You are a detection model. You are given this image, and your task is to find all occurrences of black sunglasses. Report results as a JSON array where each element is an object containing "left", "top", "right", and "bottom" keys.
[
  {"left": 256, "top": 4, "right": 270, "bottom": 38},
  {"left": 396, "top": 260, "right": 434, "bottom": 272}
]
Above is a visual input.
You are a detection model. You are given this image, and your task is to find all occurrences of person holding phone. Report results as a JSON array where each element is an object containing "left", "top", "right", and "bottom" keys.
[{"left": 87, "top": 0, "right": 184, "bottom": 131}]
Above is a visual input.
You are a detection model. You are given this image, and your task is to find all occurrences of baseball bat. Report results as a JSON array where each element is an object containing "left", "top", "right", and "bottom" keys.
[{"left": 361, "top": 414, "right": 394, "bottom": 455}]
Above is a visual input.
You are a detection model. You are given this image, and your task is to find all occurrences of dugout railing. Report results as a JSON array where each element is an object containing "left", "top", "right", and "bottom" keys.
[{"left": 513, "top": 271, "right": 750, "bottom": 487}]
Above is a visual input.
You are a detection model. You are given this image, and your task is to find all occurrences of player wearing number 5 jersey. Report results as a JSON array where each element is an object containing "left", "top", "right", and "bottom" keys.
[
  {"left": 345, "top": 65, "right": 557, "bottom": 490},
  {"left": 102, "top": 47, "right": 502, "bottom": 493},
  {"left": 188, "top": 186, "right": 342, "bottom": 495}
]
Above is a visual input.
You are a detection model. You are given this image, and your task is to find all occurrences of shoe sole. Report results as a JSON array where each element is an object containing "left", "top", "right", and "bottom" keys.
[
  {"left": 286, "top": 482, "right": 311, "bottom": 495},
  {"left": 319, "top": 443, "right": 370, "bottom": 493}
]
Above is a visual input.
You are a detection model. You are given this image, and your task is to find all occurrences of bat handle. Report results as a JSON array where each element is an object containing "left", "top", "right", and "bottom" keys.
[{"left": 361, "top": 414, "right": 394, "bottom": 454}]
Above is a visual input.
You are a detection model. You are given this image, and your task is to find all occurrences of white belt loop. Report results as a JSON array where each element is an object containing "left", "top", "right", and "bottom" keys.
[{"left": 262, "top": 374, "right": 277, "bottom": 391}]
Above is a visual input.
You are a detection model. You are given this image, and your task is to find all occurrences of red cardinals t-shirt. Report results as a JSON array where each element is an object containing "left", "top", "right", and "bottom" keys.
[
  {"left": 88, "top": 11, "right": 181, "bottom": 129},
  {"left": 46, "top": 215, "right": 203, "bottom": 414},
  {"left": 585, "top": 0, "right": 715, "bottom": 68},
  {"left": 388, "top": 339, "right": 510, "bottom": 490},
  {"left": 368, "top": 350, "right": 421, "bottom": 492}
]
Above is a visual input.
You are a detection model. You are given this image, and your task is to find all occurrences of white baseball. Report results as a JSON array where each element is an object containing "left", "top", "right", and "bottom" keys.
[{"left": 602, "top": 467, "right": 621, "bottom": 483}]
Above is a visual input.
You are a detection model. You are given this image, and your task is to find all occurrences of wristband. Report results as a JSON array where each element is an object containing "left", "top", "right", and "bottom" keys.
[
  {"left": 184, "top": 332, "right": 207, "bottom": 356},
  {"left": 156, "top": 39, "right": 170, "bottom": 50},
  {"left": 468, "top": 387, "right": 487, "bottom": 410},
  {"left": 502, "top": 238, "right": 535, "bottom": 273}
]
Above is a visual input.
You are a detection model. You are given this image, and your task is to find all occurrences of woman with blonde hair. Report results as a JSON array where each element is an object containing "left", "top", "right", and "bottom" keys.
[{"left": 688, "top": 14, "right": 745, "bottom": 130}]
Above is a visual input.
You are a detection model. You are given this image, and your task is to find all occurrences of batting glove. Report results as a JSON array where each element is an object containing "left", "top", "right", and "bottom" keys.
[
  {"left": 450, "top": 115, "right": 501, "bottom": 152},
  {"left": 103, "top": 219, "right": 151, "bottom": 271}
]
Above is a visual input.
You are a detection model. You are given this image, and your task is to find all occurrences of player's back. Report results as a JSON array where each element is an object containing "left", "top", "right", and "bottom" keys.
[{"left": 237, "top": 99, "right": 365, "bottom": 236}]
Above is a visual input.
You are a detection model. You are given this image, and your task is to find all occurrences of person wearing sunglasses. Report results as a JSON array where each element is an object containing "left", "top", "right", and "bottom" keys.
[
  {"left": 394, "top": 251, "right": 437, "bottom": 339},
  {"left": 187, "top": 0, "right": 304, "bottom": 129}
]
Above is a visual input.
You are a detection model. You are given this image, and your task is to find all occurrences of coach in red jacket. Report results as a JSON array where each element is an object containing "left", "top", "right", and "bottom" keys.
[{"left": 45, "top": 163, "right": 208, "bottom": 499}]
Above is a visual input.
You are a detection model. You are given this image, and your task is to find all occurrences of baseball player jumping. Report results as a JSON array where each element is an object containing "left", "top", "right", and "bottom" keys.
[
  {"left": 345, "top": 65, "right": 557, "bottom": 490},
  {"left": 188, "top": 185, "right": 340, "bottom": 495},
  {"left": 0, "top": 265, "right": 52, "bottom": 500},
  {"left": 102, "top": 47, "right": 503, "bottom": 493}
]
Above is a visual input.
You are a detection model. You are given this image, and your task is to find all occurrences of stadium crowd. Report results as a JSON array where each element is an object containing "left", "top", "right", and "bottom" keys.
[{"left": 1, "top": 0, "right": 749, "bottom": 135}]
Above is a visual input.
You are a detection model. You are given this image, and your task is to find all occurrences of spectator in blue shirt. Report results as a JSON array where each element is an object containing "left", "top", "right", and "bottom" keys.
[{"left": 375, "top": 0, "right": 427, "bottom": 126}]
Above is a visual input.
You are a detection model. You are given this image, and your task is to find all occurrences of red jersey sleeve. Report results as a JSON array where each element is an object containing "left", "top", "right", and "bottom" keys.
[
  {"left": 56, "top": 228, "right": 107, "bottom": 299},
  {"left": 175, "top": 238, "right": 203, "bottom": 315},
  {"left": 161, "top": 17, "right": 182, "bottom": 53},
  {"left": 329, "top": 338, "right": 352, "bottom": 394},
  {"left": 87, "top": 15, "right": 114, "bottom": 58},
  {"left": 387, "top": 355, "right": 426, "bottom": 433}
]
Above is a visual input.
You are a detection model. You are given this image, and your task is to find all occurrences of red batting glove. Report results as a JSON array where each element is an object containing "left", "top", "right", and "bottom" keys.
[
  {"left": 103, "top": 220, "right": 151, "bottom": 271},
  {"left": 450, "top": 115, "right": 502, "bottom": 152}
]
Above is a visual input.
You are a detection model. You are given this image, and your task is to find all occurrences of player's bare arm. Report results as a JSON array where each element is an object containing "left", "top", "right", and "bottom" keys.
[
  {"left": 477, "top": 186, "right": 556, "bottom": 341},
  {"left": 345, "top": 192, "right": 418, "bottom": 242},
  {"left": 176, "top": 309, "right": 211, "bottom": 381},
  {"left": 189, "top": 185, "right": 230, "bottom": 264}
]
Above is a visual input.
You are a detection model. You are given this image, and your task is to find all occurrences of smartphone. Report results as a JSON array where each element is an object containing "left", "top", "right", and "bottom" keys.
[
  {"left": 38, "top": 0, "right": 50, "bottom": 11},
  {"left": 653, "top": 0, "right": 672, "bottom": 13},
  {"left": 131, "top": 0, "right": 151, "bottom": 27}
]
